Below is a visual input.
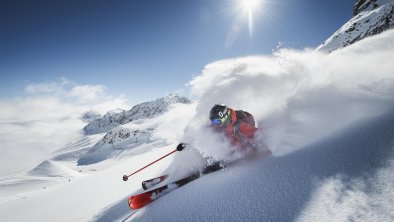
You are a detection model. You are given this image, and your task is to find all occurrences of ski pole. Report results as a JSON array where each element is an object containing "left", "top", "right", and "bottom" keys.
[{"left": 122, "top": 143, "right": 186, "bottom": 181}]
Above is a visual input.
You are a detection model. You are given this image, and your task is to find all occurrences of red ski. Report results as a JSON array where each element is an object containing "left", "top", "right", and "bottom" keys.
[
  {"left": 128, "top": 161, "right": 226, "bottom": 209},
  {"left": 128, "top": 173, "right": 200, "bottom": 209}
]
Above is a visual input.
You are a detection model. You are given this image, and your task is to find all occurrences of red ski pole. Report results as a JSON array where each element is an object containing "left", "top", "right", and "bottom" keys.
[{"left": 122, "top": 143, "right": 186, "bottom": 181}]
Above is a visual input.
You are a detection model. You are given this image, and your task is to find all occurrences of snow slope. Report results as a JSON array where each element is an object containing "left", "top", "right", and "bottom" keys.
[{"left": 28, "top": 160, "right": 82, "bottom": 178}]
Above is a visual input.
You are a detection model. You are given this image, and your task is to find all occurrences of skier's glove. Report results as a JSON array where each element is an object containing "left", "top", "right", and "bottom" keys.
[{"left": 176, "top": 143, "right": 187, "bottom": 151}]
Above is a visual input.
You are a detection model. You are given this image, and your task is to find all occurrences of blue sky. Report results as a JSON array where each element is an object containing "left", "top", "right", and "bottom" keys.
[{"left": 0, "top": 0, "right": 355, "bottom": 104}]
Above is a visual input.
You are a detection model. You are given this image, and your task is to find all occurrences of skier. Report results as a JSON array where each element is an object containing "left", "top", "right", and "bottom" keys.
[
  {"left": 125, "top": 106, "right": 259, "bottom": 209},
  {"left": 209, "top": 104, "right": 257, "bottom": 148}
]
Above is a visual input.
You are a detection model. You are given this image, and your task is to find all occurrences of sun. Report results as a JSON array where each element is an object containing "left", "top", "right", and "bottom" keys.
[
  {"left": 241, "top": 0, "right": 260, "bottom": 12},
  {"left": 239, "top": 0, "right": 263, "bottom": 37},
  {"left": 225, "top": 0, "right": 267, "bottom": 47}
]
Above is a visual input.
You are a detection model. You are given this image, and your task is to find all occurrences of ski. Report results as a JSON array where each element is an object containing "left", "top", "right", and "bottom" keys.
[
  {"left": 128, "top": 162, "right": 226, "bottom": 209},
  {"left": 141, "top": 174, "right": 169, "bottom": 190}
]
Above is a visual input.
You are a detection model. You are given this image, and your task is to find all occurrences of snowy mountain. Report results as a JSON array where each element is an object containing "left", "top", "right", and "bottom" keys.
[
  {"left": 78, "top": 94, "right": 191, "bottom": 165},
  {"left": 96, "top": 128, "right": 151, "bottom": 148},
  {"left": 317, "top": 0, "right": 394, "bottom": 52},
  {"left": 81, "top": 110, "right": 101, "bottom": 123},
  {"left": 77, "top": 126, "right": 152, "bottom": 165},
  {"left": 83, "top": 93, "right": 191, "bottom": 135},
  {"left": 354, "top": 0, "right": 392, "bottom": 15}
]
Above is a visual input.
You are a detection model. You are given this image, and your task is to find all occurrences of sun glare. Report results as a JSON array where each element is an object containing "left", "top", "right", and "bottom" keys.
[
  {"left": 239, "top": 0, "right": 263, "bottom": 37},
  {"left": 225, "top": 0, "right": 267, "bottom": 48},
  {"left": 242, "top": 0, "right": 260, "bottom": 11}
]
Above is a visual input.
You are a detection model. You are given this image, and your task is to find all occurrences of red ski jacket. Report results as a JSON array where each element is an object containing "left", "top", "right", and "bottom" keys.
[{"left": 224, "top": 109, "right": 257, "bottom": 147}]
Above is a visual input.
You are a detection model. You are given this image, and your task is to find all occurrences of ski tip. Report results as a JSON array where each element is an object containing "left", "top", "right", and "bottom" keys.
[
  {"left": 128, "top": 193, "right": 154, "bottom": 210},
  {"left": 128, "top": 196, "right": 133, "bottom": 209}
]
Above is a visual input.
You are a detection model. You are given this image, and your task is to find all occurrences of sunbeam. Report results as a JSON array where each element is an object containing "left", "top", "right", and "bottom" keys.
[{"left": 240, "top": 0, "right": 263, "bottom": 36}]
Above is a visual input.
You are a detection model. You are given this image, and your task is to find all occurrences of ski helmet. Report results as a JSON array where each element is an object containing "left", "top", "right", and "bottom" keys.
[{"left": 209, "top": 104, "right": 231, "bottom": 126}]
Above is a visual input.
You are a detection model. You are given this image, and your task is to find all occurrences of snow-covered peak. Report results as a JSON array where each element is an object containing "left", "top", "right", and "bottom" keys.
[
  {"left": 83, "top": 94, "right": 191, "bottom": 135},
  {"left": 104, "top": 108, "right": 125, "bottom": 115},
  {"left": 77, "top": 126, "right": 152, "bottom": 165},
  {"left": 81, "top": 110, "right": 101, "bottom": 123},
  {"left": 317, "top": 0, "right": 394, "bottom": 52},
  {"left": 353, "top": 0, "right": 392, "bottom": 15}
]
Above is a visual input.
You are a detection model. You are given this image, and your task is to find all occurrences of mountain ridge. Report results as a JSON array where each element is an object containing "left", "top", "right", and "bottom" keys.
[{"left": 83, "top": 93, "right": 191, "bottom": 135}]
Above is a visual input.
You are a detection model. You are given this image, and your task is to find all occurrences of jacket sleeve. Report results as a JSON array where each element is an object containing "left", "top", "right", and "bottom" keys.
[
  {"left": 239, "top": 122, "right": 257, "bottom": 139},
  {"left": 234, "top": 110, "right": 258, "bottom": 139},
  {"left": 235, "top": 111, "right": 256, "bottom": 127}
]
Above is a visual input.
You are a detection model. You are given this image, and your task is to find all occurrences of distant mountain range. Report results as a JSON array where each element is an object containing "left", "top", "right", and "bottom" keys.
[
  {"left": 75, "top": 93, "right": 191, "bottom": 165},
  {"left": 83, "top": 93, "right": 191, "bottom": 135}
]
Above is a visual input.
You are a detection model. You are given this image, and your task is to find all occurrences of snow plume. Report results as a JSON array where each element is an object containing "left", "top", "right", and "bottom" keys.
[
  {"left": 0, "top": 79, "right": 129, "bottom": 176},
  {"left": 184, "top": 30, "right": 394, "bottom": 160},
  {"left": 152, "top": 103, "right": 197, "bottom": 144}
]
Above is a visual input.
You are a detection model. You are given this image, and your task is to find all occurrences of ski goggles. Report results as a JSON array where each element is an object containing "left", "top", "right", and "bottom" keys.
[{"left": 211, "top": 112, "right": 230, "bottom": 126}]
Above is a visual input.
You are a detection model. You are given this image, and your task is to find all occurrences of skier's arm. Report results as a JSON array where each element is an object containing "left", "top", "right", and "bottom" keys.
[{"left": 233, "top": 122, "right": 257, "bottom": 144}]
